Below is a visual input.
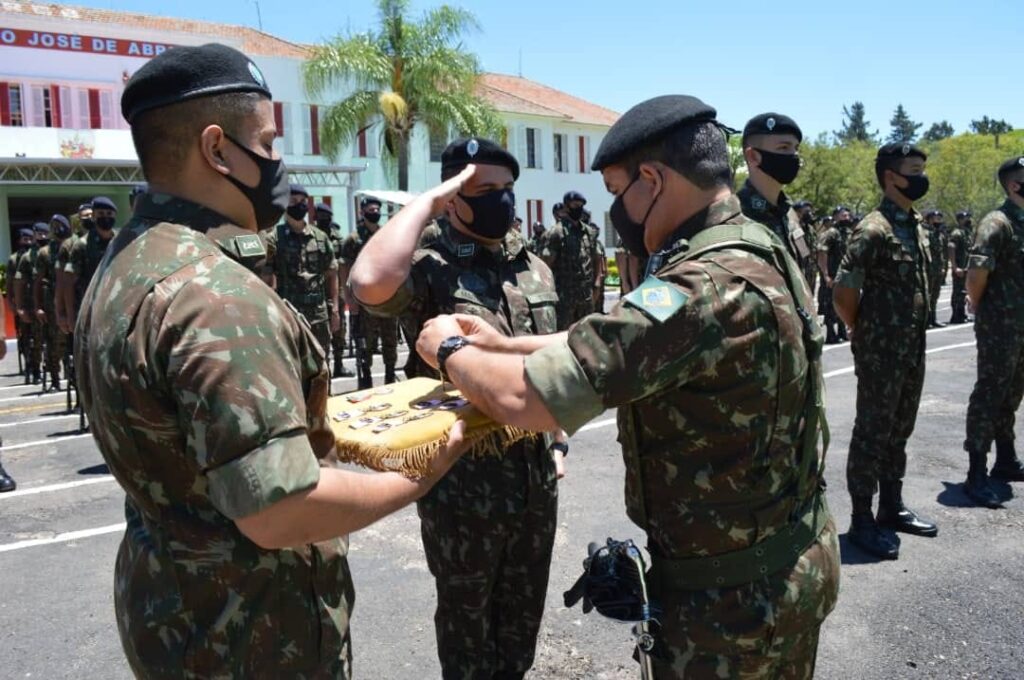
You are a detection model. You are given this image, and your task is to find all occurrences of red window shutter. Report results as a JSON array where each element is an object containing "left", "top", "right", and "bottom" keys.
[
  {"left": 310, "top": 105, "right": 320, "bottom": 155},
  {"left": 357, "top": 128, "right": 367, "bottom": 157},
  {"left": 0, "top": 83, "right": 10, "bottom": 126},
  {"left": 88, "top": 89, "right": 101, "bottom": 129},
  {"left": 526, "top": 201, "right": 533, "bottom": 228},
  {"left": 322, "top": 196, "right": 332, "bottom": 208},
  {"left": 578, "top": 137, "right": 585, "bottom": 173},
  {"left": 50, "top": 85, "right": 62, "bottom": 128},
  {"left": 273, "top": 102, "right": 283, "bottom": 137},
  {"left": 538, "top": 200, "right": 544, "bottom": 227}
]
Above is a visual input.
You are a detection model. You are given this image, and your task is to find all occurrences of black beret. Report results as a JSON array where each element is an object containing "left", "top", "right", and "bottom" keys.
[
  {"left": 742, "top": 112, "right": 803, "bottom": 145},
  {"left": 18, "top": 227, "right": 33, "bottom": 239},
  {"left": 121, "top": 43, "right": 272, "bottom": 124},
  {"left": 793, "top": 200, "right": 812, "bottom": 209},
  {"left": 441, "top": 137, "right": 520, "bottom": 180},
  {"left": 833, "top": 205, "right": 850, "bottom": 215},
  {"left": 592, "top": 95, "right": 717, "bottom": 170},
  {"left": 130, "top": 183, "right": 148, "bottom": 197},
  {"left": 50, "top": 214, "right": 71, "bottom": 229},
  {"left": 956, "top": 209, "right": 972, "bottom": 218},
  {"left": 78, "top": 203, "right": 92, "bottom": 213},
  {"left": 876, "top": 142, "right": 927, "bottom": 162},
  {"left": 924, "top": 209, "right": 940, "bottom": 218},
  {"left": 997, "top": 156, "right": 1024, "bottom": 181},
  {"left": 33, "top": 221, "right": 50, "bottom": 235},
  {"left": 360, "top": 196, "right": 382, "bottom": 208},
  {"left": 552, "top": 202, "right": 564, "bottom": 214},
  {"left": 289, "top": 183, "right": 308, "bottom": 197},
  {"left": 315, "top": 202, "right": 333, "bottom": 214},
  {"left": 92, "top": 196, "right": 117, "bottom": 211},
  {"left": 563, "top": 190, "right": 587, "bottom": 204}
]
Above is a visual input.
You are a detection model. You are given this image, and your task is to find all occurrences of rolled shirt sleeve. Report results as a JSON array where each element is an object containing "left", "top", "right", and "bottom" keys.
[{"left": 834, "top": 225, "right": 880, "bottom": 290}]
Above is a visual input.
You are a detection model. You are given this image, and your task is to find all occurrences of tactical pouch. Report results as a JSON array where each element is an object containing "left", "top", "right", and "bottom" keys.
[{"left": 564, "top": 538, "right": 656, "bottom": 623}]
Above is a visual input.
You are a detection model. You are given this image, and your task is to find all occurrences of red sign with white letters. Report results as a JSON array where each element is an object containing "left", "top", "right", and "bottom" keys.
[{"left": 0, "top": 27, "right": 175, "bottom": 58}]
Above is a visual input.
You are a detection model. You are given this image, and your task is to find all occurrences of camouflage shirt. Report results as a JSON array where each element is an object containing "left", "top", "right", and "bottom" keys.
[
  {"left": 949, "top": 226, "right": 972, "bottom": 269},
  {"left": 363, "top": 219, "right": 559, "bottom": 514},
  {"left": 66, "top": 228, "right": 115, "bottom": 304},
  {"left": 13, "top": 244, "right": 39, "bottom": 306},
  {"left": 524, "top": 195, "right": 827, "bottom": 559},
  {"left": 541, "top": 218, "right": 600, "bottom": 307},
  {"left": 924, "top": 224, "right": 948, "bottom": 277},
  {"left": 835, "top": 198, "right": 930, "bottom": 359},
  {"left": 968, "top": 200, "right": 1024, "bottom": 329},
  {"left": 737, "top": 180, "right": 813, "bottom": 273},
  {"left": 33, "top": 237, "right": 68, "bottom": 311},
  {"left": 262, "top": 222, "right": 337, "bottom": 318},
  {"left": 817, "top": 225, "right": 849, "bottom": 277},
  {"left": 75, "top": 192, "right": 352, "bottom": 678}
]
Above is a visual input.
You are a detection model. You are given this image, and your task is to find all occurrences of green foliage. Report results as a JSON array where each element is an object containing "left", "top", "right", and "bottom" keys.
[
  {"left": 969, "top": 116, "right": 1014, "bottom": 148},
  {"left": 788, "top": 135, "right": 880, "bottom": 215},
  {"left": 303, "top": 0, "right": 502, "bottom": 189},
  {"left": 887, "top": 104, "right": 922, "bottom": 143},
  {"left": 834, "top": 102, "right": 879, "bottom": 144},
  {"left": 922, "top": 121, "right": 954, "bottom": 143}
]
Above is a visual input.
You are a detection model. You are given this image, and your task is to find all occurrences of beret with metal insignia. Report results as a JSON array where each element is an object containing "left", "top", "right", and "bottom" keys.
[
  {"left": 441, "top": 137, "right": 520, "bottom": 180},
  {"left": 742, "top": 112, "right": 803, "bottom": 145},
  {"left": 876, "top": 142, "right": 927, "bottom": 162},
  {"left": 91, "top": 196, "right": 117, "bottom": 212},
  {"left": 997, "top": 155, "right": 1024, "bottom": 183}
]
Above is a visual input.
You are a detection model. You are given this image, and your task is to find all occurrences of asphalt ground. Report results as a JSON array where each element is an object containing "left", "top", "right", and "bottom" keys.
[{"left": 0, "top": 285, "right": 1021, "bottom": 680}]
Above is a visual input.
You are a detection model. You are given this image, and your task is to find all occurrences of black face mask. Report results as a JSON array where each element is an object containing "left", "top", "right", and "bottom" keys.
[
  {"left": 755, "top": 149, "right": 801, "bottom": 185},
  {"left": 96, "top": 216, "right": 116, "bottom": 231},
  {"left": 837, "top": 219, "right": 853, "bottom": 229},
  {"left": 1016, "top": 183, "right": 1024, "bottom": 199},
  {"left": 567, "top": 206, "right": 584, "bottom": 221},
  {"left": 81, "top": 217, "right": 96, "bottom": 231},
  {"left": 455, "top": 188, "right": 516, "bottom": 240},
  {"left": 610, "top": 172, "right": 660, "bottom": 258},
  {"left": 363, "top": 212, "right": 381, "bottom": 225},
  {"left": 286, "top": 203, "right": 308, "bottom": 221},
  {"left": 222, "top": 132, "right": 290, "bottom": 231},
  {"left": 316, "top": 216, "right": 332, "bottom": 230},
  {"left": 896, "top": 172, "right": 929, "bottom": 201}
]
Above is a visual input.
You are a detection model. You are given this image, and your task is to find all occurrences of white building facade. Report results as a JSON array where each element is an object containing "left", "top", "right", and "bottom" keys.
[{"left": 0, "top": 2, "right": 617, "bottom": 263}]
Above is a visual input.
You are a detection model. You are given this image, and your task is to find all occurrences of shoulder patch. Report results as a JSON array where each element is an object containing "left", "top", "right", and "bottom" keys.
[
  {"left": 234, "top": 233, "right": 266, "bottom": 258},
  {"left": 622, "top": 276, "right": 689, "bottom": 323}
]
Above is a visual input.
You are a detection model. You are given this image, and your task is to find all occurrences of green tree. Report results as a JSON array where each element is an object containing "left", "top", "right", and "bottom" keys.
[
  {"left": 921, "top": 121, "right": 954, "bottom": 143},
  {"left": 789, "top": 135, "right": 879, "bottom": 215},
  {"left": 303, "top": 0, "right": 502, "bottom": 190},
  {"left": 925, "top": 130, "right": 1024, "bottom": 217},
  {"left": 969, "top": 116, "right": 1014, "bottom": 148},
  {"left": 834, "top": 102, "right": 878, "bottom": 144},
  {"left": 887, "top": 104, "right": 922, "bottom": 143}
]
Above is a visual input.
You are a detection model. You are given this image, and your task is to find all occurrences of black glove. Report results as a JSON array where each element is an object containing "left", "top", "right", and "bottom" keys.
[{"left": 564, "top": 538, "right": 654, "bottom": 622}]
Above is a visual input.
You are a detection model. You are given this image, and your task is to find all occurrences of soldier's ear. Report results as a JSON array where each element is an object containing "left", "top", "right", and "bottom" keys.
[{"left": 200, "top": 125, "right": 232, "bottom": 176}]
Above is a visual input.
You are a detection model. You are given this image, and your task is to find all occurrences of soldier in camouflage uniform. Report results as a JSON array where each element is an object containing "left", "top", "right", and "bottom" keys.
[
  {"left": 14, "top": 222, "right": 50, "bottom": 384},
  {"left": 526, "top": 221, "right": 546, "bottom": 254},
  {"left": 795, "top": 200, "right": 818, "bottom": 293},
  {"left": 948, "top": 209, "right": 973, "bottom": 324},
  {"left": 542, "top": 190, "right": 602, "bottom": 329},
  {"left": 923, "top": 210, "right": 948, "bottom": 328},
  {"left": 817, "top": 207, "right": 852, "bottom": 344},
  {"left": 314, "top": 202, "right": 354, "bottom": 378},
  {"left": 79, "top": 43, "right": 464, "bottom": 679},
  {"left": 261, "top": 183, "right": 340, "bottom": 358},
  {"left": 32, "top": 214, "right": 73, "bottom": 390},
  {"left": 65, "top": 196, "right": 118, "bottom": 325},
  {"left": 351, "top": 138, "right": 564, "bottom": 680},
  {"left": 416, "top": 97, "right": 839, "bottom": 680},
  {"left": 738, "top": 113, "right": 817, "bottom": 289},
  {"left": 0, "top": 292, "right": 11, "bottom": 492},
  {"left": 960, "top": 157, "right": 1024, "bottom": 508},
  {"left": 340, "top": 197, "right": 399, "bottom": 387},
  {"left": 6, "top": 228, "right": 32, "bottom": 376},
  {"left": 833, "top": 143, "right": 938, "bottom": 561}
]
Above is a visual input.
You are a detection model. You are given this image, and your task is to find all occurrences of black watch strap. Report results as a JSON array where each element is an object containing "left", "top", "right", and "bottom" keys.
[
  {"left": 437, "top": 336, "right": 471, "bottom": 382},
  {"left": 549, "top": 441, "right": 569, "bottom": 457}
]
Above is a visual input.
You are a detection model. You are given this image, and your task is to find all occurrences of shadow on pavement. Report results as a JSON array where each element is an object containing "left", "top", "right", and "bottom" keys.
[
  {"left": 936, "top": 480, "right": 1013, "bottom": 508},
  {"left": 838, "top": 532, "right": 898, "bottom": 565},
  {"left": 78, "top": 463, "right": 109, "bottom": 476}
]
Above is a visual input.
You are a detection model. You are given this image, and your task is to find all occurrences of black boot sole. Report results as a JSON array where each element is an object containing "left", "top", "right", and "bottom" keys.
[
  {"left": 849, "top": 534, "right": 899, "bottom": 560},
  {"left": 964, "top": 486, "right": 1003, "bottom": 509}
]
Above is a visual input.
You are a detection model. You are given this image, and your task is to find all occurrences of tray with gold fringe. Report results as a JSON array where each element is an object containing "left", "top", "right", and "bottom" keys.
[{"left": 330, "top": 377, "right": 537, "bottom": 478}]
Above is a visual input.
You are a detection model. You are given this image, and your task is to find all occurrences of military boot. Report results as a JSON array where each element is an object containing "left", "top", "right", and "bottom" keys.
[
  {"left": 964, "top": 449, "right": 1002, "bottom": 508},
  {"left": 825, "top": 323, "right": 838, "bottom": 345},
  {"left": 0, "top": 459, "right": 16, "bottom": 493},
  {"left": 384, "top": 365, "right": 397, "bottom": 385},
  {"left": 849, "top": 496, "right": 899, "bottom": 560},
  {"left": 50, "top": 373, "right": 61, "bottom": 393},
  {"left": 332, "top": 355, "right": 354, "bottom": 379},
  {"left": 876, "top": 480, "right": 938, "bottom": 536},
  {"left": 928, "top": 312, "right": 945, "bottom": 329},
  {"left": 991, "top": 440, "right": 1024, "bottom": 482}
]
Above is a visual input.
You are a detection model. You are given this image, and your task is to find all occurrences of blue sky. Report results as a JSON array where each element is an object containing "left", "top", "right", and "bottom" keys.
[{"left": 92, "top": 0, "right": 1021, "bottom": 139}]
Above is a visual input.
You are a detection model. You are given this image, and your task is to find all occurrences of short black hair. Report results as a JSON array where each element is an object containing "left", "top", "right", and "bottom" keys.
[
  {"left": 130, "top": 92, "right": 264, "bottom": 179},
  {"left": 618, "top": 121, "right": 732, "bottom": 190},
  {"left": 875, "top": 156, "right": 902, "bottom": 189},
  {"left": 998, "top": 162, "right": 1024, "bottom": 192}
]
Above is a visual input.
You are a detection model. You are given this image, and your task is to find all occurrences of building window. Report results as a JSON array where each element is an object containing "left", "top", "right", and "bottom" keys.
[
  {"left": 553, "top": 133, "right": 568, "bottom": 173},
  {"left": 0, "top": 83, "right": 24, "bottom": 126},
  {"left": 302, "top": 104, "right": 322, "bottom": 155},
  {"left": 273, "top": 102, "right": 284, "bottom": 137},
  {"left": 30, "top": 85, "right": 52, "bottom": 127},
  {"left": 75, "top": 88, "right": 114, "bottom": 129},
  {"left": 429, "top": 125, "right": 448, "bottom": 162},
  {"left": 525, "top": 127, "right": 541, "bottom": 169},
  {"left": 526, "top": 199, "right": 545, "bottom": 230},
  {"left": 357, "top": 127, "right": 368, "bottom": 158},
  {"left": 577, "top": 135, "right": 591, "bottom": 173}
]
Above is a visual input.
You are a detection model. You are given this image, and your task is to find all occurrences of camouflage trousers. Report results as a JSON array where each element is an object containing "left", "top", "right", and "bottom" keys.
[
  {"left": 331, "top": 311, "right": 347, "bottom": 360},
  {"left": 950, "top": 274, "right": 968, "bottom": 322},
  {"left": 556, "top": 295, "right": 595, "bottom": 331},
  {"left": 647, "top": 520, "right": 840, "bottom": 679},
  {"left": 42, "top": 317, "right": 66, "bottom": 377},
  {"left": 928, "top": 266, "right": 943, "bottom": 318},
  {"left": 417, "top": 446, "right": 557, "bottom": 680},
  {"left": 803, "top": 263, "right": 817, "bottom": 298},
  {"left": 22, "top": 317, "right": 43, "bottom": 366},
  {"left": 964, "top": 320, "right": 1024, "bottom": 453},
  {"left": 363, "top": 314, "right": 398, "bottom": 366},
  {"left": 847, "top": 347, "right": 926, "bottom": 498}
]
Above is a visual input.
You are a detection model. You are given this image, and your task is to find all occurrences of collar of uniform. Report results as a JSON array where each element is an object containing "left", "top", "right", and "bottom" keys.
[
  {"left": 879, "top": 197, "right": 919, "bottom": 228},
  {"left": 281, "top": 222, "right": 314, "bottom": 239},
  {"left": 1001, "top": 199, "right": 1024, "bottom": 226},
  {"left": 656, "top": 194, "right": 743, "bottom": 262},
  {"left": 738, "top": 179, "right": 788, "bottom": 219},
  {"left": 437, "top": 218, "right": 524, "bottom": 262},
  {"left": 134, "top": 192, "right": 263, "bottom": 263}
]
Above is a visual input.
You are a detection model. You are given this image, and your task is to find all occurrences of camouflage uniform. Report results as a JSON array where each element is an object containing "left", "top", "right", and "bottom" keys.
[
  {"left": 525, "top": 195, "right": 838, "bottom": 678},
  {"left": 948, "top": 225, "right": 971, "bottom": 323},
  {"left": 15, "top": 244, "right": 43, "bottom": 371},
  {"left": 364, "top": 219, "right": 559, "bottom": 679},
  {"left": 817, "top": 222, "right": 849, "bottom": 342},
  {"left": 327, "top": 223, "right": 348, "bottom": 362},
  {"left": 803, "top": 219, "right": 819, "bottom": 294},
  {"left": 541, "top": 217, "right": 600, "bottom": 329},
  {"left": 340, "top": 221, "right": 399, "bottom": 369},
  {"left": 836, "top": 198, "right": 930, "bottom": 499},
  {"left": 964, "top": 201, "right": 1024, "bottom": 454},
  {"left": 925, "top": 222, "right": 948, "bottom": 323},
  {"left": 738, "top": 180, "right": 815, "bottom": 286},
  {"left": 262, "top": 222, "right": 337, "bottom": 356},
  {"left": 75, "top": 193, "right": 353, "bottom": 678},
  {"left": 33, "top": 236, "right": 69, "bottom": 381},
  {"left": 66, "top": 228, "right": 114, "bottom": 313}
]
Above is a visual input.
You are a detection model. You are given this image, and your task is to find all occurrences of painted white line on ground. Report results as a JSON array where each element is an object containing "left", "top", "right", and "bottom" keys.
[
  {"left": 821, "top": 320, "right": 974, "bottom": 353},
  {"left": 0, "top": 475, "right": 115, "bottom": 499},
  {"left": 823, "top": 341, "right": 977, "bottom": 379},
  {"left": 0, "top": 391, "right": 67, "bottom": 404},
  {"left": 0, "top": 523, "right": 125, "bottom": 553},
  {"left": 0, "top": 432, "right": 90, "bottom": 452},
  {"left": 0, "top": 414, "right": 77, "bottom": 429}
]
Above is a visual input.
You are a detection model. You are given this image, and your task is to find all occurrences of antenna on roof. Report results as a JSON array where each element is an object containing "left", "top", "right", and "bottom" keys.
[
  {"left": 252, "top": 0, "right": 264, "bottom": 31},
  {"left": 518, "top": 48, "right": 523, "bottom": 77}
]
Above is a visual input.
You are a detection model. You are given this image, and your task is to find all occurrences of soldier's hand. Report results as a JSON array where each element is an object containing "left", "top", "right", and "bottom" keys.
[
  {"left": 329, "top": 312, "right": 340, "bottom": 334},
  {"left": 427, "top": 164, "right": 477, "bottom": 216},
  {"left": 416, "top": 314, "right": 465, "bottom": 369},
  {"left": 553, "top": 449, "right": 567, "bottom": 480},
  {"left": 35, "top": 309, "right": 46, "bottom": 323},
  {"left": 425, "top": 420, "right": 469, "bottom": 482},
  {"left": 449, "top": 313, "right": 505, "bottom": 351}
]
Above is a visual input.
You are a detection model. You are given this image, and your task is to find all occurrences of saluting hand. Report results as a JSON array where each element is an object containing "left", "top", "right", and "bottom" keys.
[{"left": 426, "top": 164, "right": 477, "bottom": 216}]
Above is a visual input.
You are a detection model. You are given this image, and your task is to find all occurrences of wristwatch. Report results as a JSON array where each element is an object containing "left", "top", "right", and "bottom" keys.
[
  {"left": 437, "top": 336, "right": 472, "bottom": 382},
  {"left": 549, "top": 441, "right": 569, "bottom": 458}
]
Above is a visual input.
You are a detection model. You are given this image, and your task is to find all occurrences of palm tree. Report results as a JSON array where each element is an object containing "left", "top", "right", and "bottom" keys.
[{"left": 303, "top": 0, "right": 503, "bottom": 191}]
